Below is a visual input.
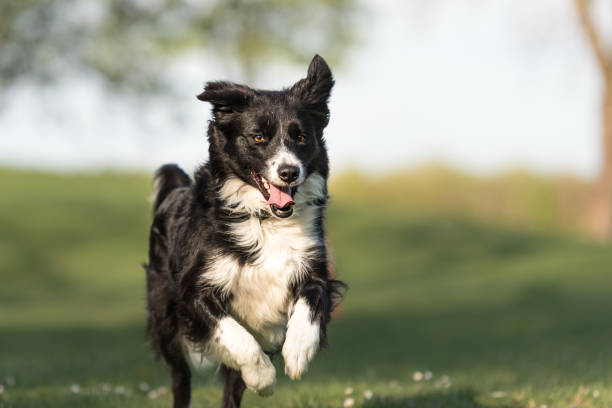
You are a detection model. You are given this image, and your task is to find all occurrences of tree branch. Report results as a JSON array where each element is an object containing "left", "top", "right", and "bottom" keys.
[{"left": 576, "top": 0, "right": 611, "bottom": 84}]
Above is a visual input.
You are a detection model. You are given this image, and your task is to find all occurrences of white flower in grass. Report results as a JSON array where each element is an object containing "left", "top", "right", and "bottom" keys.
[
  {"left": 139, "top": 382, "right": 150, "bottom": 393},
  {"left": 5, "top": 377, "right": 15, "bottom": 387},
  {"left": 148, "top": 386, "right": 169, "bottom": 400},
  {"left": 424, "top": 371, "right": 432, "bottom": 380},
  {"left": 593, "top": 390, "right": 600, "bottom": 398},
  {"left": 114, "top": 385, "right": 126, "bottom": 395},
  {"left": 0, "top": 384, "right": 4, "bottom": 394},
  {"left": 343, "top": 397, "right": 355, "bottom": 407},
  {"left": 412, "top": 371, "right": 423, "bottom": 382},
  {"left": 70, "top": 384, "right": 81, "bottom": 394},
  {"left": 364, "top": 390, "right": 373, "bottom": 400},
  {"left": 101, "top": 383, "right": 111, "bottom": 393},
  {"left": 434, "top": 375, "right": 451, "bottom": 389},
  {"left": 345, "top": 387, "right": 353, "bottom": 395}
]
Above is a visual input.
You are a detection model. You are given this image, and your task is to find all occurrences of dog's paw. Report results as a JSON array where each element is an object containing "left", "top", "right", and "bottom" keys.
[
  {"left": 240, "top": 352, "right": 276, "bottom": 397},
  {"left": 282, "top": 318, "right": 320, "bottom": 380}
]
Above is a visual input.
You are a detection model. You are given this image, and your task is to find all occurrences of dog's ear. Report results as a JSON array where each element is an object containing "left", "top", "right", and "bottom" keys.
[
  {"left": 197, "top": 81, "right": 253, "bottom": 116},
  {"left": 291, "top": 55, "right": 334, "bottom": 127}
]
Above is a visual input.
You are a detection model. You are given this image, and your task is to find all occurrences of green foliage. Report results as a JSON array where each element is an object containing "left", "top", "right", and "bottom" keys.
[
  {"left": 1, "top": 169, "right": 611, "bottom": 407},
  {"left": 0, "top": 0, "right": 359, "bottom": 93},
  {"left": 331, "top": 164, "right": 594, "bottom": 235}
]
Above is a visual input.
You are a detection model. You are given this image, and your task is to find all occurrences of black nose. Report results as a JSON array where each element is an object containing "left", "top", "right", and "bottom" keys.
[{"left": 278, "top": 165, "right": 300, "bottom": 183}]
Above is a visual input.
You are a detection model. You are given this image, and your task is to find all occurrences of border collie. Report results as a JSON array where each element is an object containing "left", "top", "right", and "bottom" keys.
[{"left": 145, "top": 55, "right": 345, "bottom": 408}]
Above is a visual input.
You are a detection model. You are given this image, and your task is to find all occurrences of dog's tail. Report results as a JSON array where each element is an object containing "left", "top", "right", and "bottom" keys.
[{"left": 151, "top": 164, "right": 191, "bottom": 211}]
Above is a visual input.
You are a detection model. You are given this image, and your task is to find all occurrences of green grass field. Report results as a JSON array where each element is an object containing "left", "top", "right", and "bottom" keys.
[{"left": 1, "top": 168, "right": 612, "bottom": 407}]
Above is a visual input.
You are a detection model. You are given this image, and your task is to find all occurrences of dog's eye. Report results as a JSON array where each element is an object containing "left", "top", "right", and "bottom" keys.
[
  {"left": 253, "top": 134, "right": 265, "bottom": 143},
  {"left": 296, "top": 133, "right": 306, "bottom": 143}
]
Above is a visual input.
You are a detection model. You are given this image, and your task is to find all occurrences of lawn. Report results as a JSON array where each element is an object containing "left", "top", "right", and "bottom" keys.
[{"left": 1, "top": 168, "right": 611, "bottom": 407}]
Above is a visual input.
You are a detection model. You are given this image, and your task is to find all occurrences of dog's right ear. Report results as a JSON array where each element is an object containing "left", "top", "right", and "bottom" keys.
[
  {"left": 290, "top": 55, "right": 334, "bottom": 128},
  {"left": 196, "top": 81, "right": 253, "bottom": 115}
]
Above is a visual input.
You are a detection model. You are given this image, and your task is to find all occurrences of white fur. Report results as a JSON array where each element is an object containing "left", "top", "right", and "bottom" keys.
[
  {"left": 265, "top": 147, "right": 306, "bottom": 187},
  {"left": 201, "top": 172, "right": 326, "bottom": 354},
  {"left": 204, "top": 317, "right": 276, "bottom": 396},
  {"left": 282, "top": 298, "right": 320, "bottom": 379},
  {"left": 218, "top": 177, "right": 269, "bottom": 215},
  {"left": 182, "top": 338, "right": 215, "bottom": 370}
]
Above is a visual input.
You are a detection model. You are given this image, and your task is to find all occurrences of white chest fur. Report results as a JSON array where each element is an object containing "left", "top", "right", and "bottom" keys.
[{"left": 202, "top": 173, "right": 326, "bottom": 351}]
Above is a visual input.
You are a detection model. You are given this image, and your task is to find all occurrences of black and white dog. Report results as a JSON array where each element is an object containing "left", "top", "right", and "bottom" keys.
[{"left": 145, "top": 55, "right": 345, "bottom": 408}]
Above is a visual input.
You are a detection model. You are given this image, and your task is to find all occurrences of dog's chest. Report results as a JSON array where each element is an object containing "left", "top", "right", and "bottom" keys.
[{"left": 208, "top": 216, "right": 319, "bottom": 351}]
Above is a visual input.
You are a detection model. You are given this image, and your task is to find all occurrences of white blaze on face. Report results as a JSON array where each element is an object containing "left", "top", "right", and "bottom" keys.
[{"left": 265, "top": 147, "right": 305, "bottom": 187}]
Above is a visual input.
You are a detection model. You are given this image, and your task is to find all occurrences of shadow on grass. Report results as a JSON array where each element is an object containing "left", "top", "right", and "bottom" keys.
[
  {"left": 3, "top": 212, "right": 612, "bottom": 406},
  {"left": 363, "top": 388, "right": 511, "bottom": 408},
  {"left": 0, "top": 325, "right": 166, "bottom": 388},
  {"left": 3, "top": 280, "right": 612, "bottom": 389},
  {"left": 312, "top": 286, "right": 612, "bottom": 386}
]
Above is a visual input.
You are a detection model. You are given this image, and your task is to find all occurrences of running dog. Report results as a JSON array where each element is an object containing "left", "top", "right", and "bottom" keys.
[{"left": 145, "top": 55, "right": 345, "bottom": 408}]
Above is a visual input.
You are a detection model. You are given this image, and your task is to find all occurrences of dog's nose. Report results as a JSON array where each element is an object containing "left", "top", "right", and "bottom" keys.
[{"left": 278, "top": 165, "right": 300, "bottom": 183}]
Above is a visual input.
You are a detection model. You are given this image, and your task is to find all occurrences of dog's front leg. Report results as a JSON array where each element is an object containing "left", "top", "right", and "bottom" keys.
[
  {"left": 207, "top": 317, "right": 276, "bottom": 396},
  {"left": 282, "top": 254, "right": 345, "bottom": 380},
  {"left": 282, "top": 296, "right": 321, "bottom": 380},
  {"left": 282, "top": 259, "right": 333, "bottom": 380}
]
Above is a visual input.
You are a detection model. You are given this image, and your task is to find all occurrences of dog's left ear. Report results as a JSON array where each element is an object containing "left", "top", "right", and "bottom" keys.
[
  {"left": 291, "top": 54, "right": 334, "bottom": 127},
  {"left": 196, "top": 81, "right": 253, "bottom": 117}
]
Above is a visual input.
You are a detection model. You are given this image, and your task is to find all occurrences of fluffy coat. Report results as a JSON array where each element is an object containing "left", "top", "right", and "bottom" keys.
[{"left": 145, "top": 55, "right": 345, "bottom": 408}]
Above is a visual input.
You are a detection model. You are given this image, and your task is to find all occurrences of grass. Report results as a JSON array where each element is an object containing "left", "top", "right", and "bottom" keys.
[{"left": 1, "top": 168, "right": 612, "bottom": 407}]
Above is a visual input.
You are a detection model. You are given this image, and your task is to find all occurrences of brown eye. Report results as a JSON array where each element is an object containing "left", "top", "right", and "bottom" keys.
[
  {"left": 253, "top": 134, "right": 264, "bottom": 143},
  {"left": 296, "top": 134, "right": 305, "bottom": 143}
]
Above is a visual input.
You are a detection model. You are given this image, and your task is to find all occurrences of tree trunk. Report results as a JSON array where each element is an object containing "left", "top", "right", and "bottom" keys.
[
  {"left": 575, "top": 0, "right": 612, "bottom": 239},
  {"left": 588, "top": 87, "right": 612, "bottom": 239}
]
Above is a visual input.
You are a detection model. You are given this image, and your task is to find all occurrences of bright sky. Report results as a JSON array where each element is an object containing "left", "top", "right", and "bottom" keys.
[{"left": 0, "top": 0, "right": 608, "bottom": 179}]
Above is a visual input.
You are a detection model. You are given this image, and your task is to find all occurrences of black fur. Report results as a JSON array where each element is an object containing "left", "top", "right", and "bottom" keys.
[
  {"left": 220, "top": 364, "right": 247, "bottom": 408},
  {"left": 145, "top": 55, "right": 345, "bottom": 408}
]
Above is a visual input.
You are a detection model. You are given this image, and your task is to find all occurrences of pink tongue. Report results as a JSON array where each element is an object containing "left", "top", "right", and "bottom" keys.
[{"left": 267, "top": 184, "right": 294, "bottom": 208}]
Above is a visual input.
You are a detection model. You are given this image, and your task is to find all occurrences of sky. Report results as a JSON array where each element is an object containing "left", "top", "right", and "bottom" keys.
[{"left": 0, "top": 0, "right": 608, "bottom": 179}]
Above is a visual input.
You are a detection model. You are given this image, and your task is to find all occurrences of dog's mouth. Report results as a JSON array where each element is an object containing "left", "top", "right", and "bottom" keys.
[{"left": 250, "top": 169, "right": 297, "bottom": 218}]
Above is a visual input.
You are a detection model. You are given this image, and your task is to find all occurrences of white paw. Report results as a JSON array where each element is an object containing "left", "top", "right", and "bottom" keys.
[
  {"left": 282, "top": 300, "right": 320, "bottom": 380},
  {"left": 240, "top": 352, "right": 276, "bottom": 397}
]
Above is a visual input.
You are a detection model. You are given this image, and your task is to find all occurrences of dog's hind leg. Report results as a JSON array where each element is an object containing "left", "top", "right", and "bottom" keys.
[
  {"left": 171, "top": 360, "right": 191, "bottom": 408},
  {"left": 220, "top": 364, "right": 246, "bottom": 408},
  {"left": 160, "top": 340, "right": 192, "bottom": 408}
]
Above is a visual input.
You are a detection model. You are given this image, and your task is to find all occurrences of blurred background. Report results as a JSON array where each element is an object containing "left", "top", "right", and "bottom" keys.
[{"left": 2, "top": 1, "right": 612, "bottom": 407}]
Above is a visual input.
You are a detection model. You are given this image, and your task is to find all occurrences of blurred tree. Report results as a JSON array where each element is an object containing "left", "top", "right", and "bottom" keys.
[
  {"left": 576, "top": 0, "right": 612, "bottom": 240},
  {"left": 0, "top": 0, "right": 358, "bottom": 94}
]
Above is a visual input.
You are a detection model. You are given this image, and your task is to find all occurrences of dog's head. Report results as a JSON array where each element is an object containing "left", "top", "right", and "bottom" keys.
[{"left": 198, "top": 55, "right": 333, "bottom": 218}]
